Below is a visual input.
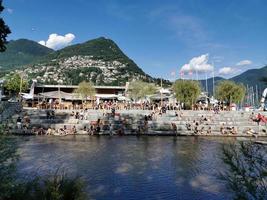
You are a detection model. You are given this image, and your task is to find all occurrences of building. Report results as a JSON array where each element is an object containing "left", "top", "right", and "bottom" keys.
[{"left": 34, "top": 84, "right": 127, "bottom": 101}]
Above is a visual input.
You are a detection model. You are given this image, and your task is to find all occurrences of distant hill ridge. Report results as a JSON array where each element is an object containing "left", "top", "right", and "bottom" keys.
[
  {"left": 0, "top": 39, "right": 54, "bottom": 70},
  {"left": 0, "top": 37, "right": 267, "bottom": 88},
  {"left": 200, "top": 65, "right": 267, "bottom": 94}
]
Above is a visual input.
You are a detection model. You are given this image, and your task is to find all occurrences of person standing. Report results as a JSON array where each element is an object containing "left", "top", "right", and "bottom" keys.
[{"left": 16, "top": 116, "right": 22, "bottom": 129}]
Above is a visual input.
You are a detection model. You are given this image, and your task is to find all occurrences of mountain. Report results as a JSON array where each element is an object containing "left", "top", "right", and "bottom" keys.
[
  {"left": 230, "top": 66, "right": 267, "bottom": 89},
  {"left": 41, "top": 37, "right": 146, "bottom": 76},
  {"left": 6, "top": 37, "right": 267, "bottom": 89},
  {"left": 48, "top": 37, "right": 145, "bottom": 75},
  {"left": 2, "top": 37, "right": 163, "bottom": 86},
  {"left": 200, "top": 66, "right": 267, "bottom": 95},
  {"left": 0, "top": 39, "right": 54, "bottom": 70}
]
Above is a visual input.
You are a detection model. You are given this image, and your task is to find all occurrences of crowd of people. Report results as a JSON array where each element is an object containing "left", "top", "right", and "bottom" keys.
[
  {"left": 11, "top": 100, "right": 267, "bottom": 136},
  {"left": 183, "top": 111, "right": 264, "bottom": 136},
  {"left": 185, "top": 115, "right": 213, "bottom": 135}
]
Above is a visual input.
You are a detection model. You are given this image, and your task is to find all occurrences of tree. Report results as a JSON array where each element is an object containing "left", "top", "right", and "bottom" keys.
[
  {"left": 221, "top": 142, "right": 267, "bottom": 200},
  {"left": 4, "top": 73, "right": 28, "bottom": 95},
  {"left": 0, "top": 0, "right": 11, "bottom": 52},
  {"left": 172, "top": 80, "right": 201, "bottom": 109},
  {"left": 127, "top": 80, "right": 157, "bottom": 101},
  {"left": 143, "top": 82, "right": 157, "bottom": 97},
  {"left": 75, "top": 81, "right": 95, "bottom": 103},
  {"left": 215, "top": 80, "right": 246, "bottom": 105}
]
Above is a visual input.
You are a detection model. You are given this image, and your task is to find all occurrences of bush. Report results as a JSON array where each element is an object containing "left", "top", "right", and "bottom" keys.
[
  {"left": 10, "top": 172, "right": 87, "bottom": 200},
  {"left": 220, "top": 141, "right": 267, "bottom": 200}
]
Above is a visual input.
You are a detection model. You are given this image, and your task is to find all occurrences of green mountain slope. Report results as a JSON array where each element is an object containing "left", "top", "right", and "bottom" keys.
[
  {"left": 3, "top": 37, "right": 160, "bottom": 86},
  {"left": 41, "top": 37, "right": 146, "bottom": 75},
  {"left": 0, "top": 39, "right": 54, "bottom": 70}
]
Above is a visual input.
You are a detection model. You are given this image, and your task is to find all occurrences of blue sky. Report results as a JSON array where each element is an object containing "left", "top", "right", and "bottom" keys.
[{"left": 2, "top": 0, "right": 267, "bottom": 79}]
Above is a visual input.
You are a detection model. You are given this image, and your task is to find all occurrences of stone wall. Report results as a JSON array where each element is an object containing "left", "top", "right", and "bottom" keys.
[{"left": 0, "top": 102, "right": 22, "bottom": 122}]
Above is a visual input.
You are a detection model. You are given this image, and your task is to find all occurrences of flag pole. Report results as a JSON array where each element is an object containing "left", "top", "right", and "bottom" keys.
[
  {"left": 205, "top": 72, "right": 208, "bottom": 94},
  {"left": 161, "top": 78, "right": 163, "bottom": 107},
  {"left": 256, "top": 85, "right": 258, "bottom": 107},
  {"left": 212, "top": 62, "right": 215, "bottom": 97}
]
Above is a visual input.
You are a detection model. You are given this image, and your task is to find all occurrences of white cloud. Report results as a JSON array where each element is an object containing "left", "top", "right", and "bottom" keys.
[
  {"left": 181, "top": 54, "right": 214, "bottom": 73},
  {"left": 219, "top": 67, "right": 233, "bottom": 75},
  {"left": 7, "top": 8, "right": 13, "bottom": 14},
  {"left": 38, "top": 33, "right": 75, "bottom": 50},
  {"left": 236, "top": 60, "right": 252, "bottom": 66},
  {"left": 38, "top": 40, "right": 45, "bottom": 46}
]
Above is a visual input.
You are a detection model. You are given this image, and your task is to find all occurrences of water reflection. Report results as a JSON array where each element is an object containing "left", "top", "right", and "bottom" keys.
[{"left": 17, "top": 136, "right": 234, "bottom": 200}]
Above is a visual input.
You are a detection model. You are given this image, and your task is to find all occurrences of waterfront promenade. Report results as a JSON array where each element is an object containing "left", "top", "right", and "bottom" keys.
[{"left": 2, "top": 105, "right": 267, "bottom": 137}]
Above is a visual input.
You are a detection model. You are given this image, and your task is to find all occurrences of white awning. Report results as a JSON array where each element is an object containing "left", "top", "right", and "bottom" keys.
[
  {"left": 40, "top": 91, "right": 127, "bottom": 100},
  {"left": 39, "top": 91, "right": 88, "bottom": 100},
  {"left": 95, "top": 94, "right": 118, "bottom": 99},
  {"left": 159, "top": 88, "right": 171, "bottom": 94}
]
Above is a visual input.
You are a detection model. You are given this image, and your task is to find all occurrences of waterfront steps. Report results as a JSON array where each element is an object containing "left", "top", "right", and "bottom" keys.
[{"left": 7, "top": 108, "right": 267, "bottom": 136}]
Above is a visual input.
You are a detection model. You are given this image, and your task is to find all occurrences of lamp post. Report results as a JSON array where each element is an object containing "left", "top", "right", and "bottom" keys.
[
  {"left": 19, "top": 72, "right": 25, "bottom": 101},
  {"left": 0, "top": 80, "right": 3, "bottom": 102}
]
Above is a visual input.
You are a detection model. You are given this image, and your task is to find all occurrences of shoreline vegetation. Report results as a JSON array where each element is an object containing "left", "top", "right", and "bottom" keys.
[
  {"left": 221, "top": 141, "right": 267, "bottom": 199},
  {"left": 0, "top": 136, "right": 88, "bottom": 200}
]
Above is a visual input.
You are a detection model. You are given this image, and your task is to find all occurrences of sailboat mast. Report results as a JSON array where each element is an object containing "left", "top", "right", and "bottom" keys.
[
  {"left": 160, "top": 78, "right": 163, "bottom": 107},
  {"left": 205, "top": 72, "right": 208, "bottom": 94},
  {"left": 256, "top": 85, "right": 259, "bottom": 106},
  {"left": 212, "top": 63, "right": 215, "bottom": 97}
]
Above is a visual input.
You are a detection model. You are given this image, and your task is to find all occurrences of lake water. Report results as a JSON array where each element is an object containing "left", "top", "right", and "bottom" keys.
[{"left": 17, "top": 136, "right": 235, "bottom": 200}]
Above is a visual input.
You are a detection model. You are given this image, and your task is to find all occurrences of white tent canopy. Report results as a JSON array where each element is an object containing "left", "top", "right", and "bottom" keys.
[
  {"left": 39, "top": 91, "right": 86, "bottom": 100},
  {"left": 159, "top": 88, "right": 171, "bottom": 94},
  {"left": 95, "top": 94, "right": 118, "bottom": 99},
  {"left": 40, "top": 91, "right": 127, "bottom": 101}
]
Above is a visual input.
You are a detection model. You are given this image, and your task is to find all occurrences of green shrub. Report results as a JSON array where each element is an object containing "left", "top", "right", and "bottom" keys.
[
  {"left": 221, "top": 141, "right": 267, "bottom": 200},
  {"left": 10, "top": 172, "right": 87, "bottom": 200}
]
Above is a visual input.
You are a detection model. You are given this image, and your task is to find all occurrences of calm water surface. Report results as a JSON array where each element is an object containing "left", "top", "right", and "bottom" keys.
[{"left": 17, "top": 136, "right": 237, "bottom": 200}]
